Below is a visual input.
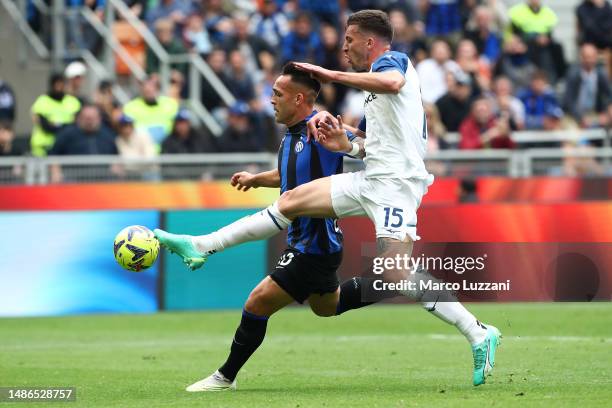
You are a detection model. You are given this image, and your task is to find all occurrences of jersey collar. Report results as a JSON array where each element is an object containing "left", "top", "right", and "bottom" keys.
[{"left": 287, "top": 110, "right": 317, "bottom": 135}]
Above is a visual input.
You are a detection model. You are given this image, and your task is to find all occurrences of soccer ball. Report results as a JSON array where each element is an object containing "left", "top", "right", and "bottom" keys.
[{"left": 113, "top": 225, "right": 159, "bottom": 272}]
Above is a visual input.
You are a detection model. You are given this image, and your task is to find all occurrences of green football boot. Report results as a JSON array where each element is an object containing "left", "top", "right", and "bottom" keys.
[
  {"left": 153, "top": 229, "right": 207, "bottom": 271},
  {"left": 471, "top": 325, "right": 502, "bottom": 386}
]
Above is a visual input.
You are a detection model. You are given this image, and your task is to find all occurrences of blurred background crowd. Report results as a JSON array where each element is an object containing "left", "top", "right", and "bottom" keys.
[{"left": 0, "top": 0, "right": 611, "bottom": 178}]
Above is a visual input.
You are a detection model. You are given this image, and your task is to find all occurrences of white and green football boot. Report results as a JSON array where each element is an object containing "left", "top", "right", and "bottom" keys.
[
  {"left": 471, "top": 325, "right": 502, "bottom": 386},
  {"left": 153, "top": 229, "right": 207, "bottom": 271}
]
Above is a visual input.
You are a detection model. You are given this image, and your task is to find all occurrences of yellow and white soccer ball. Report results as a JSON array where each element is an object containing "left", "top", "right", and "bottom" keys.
[{"left": 113, "top": 225, "right": 159, "bottom": 272}]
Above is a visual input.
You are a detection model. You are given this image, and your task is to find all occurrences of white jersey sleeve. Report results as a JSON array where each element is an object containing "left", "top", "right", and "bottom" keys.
[{"left": 362, "top": 51, "right": 433, "bottom": 182}]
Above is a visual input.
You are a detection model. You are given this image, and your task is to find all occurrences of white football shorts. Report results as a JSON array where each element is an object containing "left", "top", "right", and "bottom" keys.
[{"left": 330, "top": 171, "right": 433, "bottom": 241}]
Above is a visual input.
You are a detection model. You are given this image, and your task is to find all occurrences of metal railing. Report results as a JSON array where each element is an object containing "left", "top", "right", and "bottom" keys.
[
  {"left": 0, "top": 153, "right": 278, "bottom": 185},
  {"left": 1, "top": 148, "right": 611, "bottom": 185},
  {"left": 106, "top": 0, "right": 235, "bottom": 136},
  {"left": 0, "top": 0, "right": 49, "bottom": 60},
  {"left": 425, "top": 149, "right": 520, "bottom": 177},
  {"left": 445, "top": 128, "right": 609, "bottom": 147},
  {"left": 523, "top": 147, "right": 612, "bottom": 176},
  {"left": 80, "top": 7, "right": 147, "bottom": 81},
  {"left": 2, "top": 0, "right": 236, "bottom": 136}
]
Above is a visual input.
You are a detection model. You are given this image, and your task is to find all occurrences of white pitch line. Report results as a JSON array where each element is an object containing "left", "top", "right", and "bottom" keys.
[{"left": 1, "top": 334, "right": 611, "bottom": 351}]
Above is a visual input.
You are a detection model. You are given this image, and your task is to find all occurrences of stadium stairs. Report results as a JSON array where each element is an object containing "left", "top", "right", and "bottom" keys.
[{"left": 0, "top": 4, "right": 50, "bottom": 141}]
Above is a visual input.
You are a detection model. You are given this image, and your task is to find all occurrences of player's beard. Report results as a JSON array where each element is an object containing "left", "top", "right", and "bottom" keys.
[
  {"left": 351, "top": 49, "right": 371, "bottom": 72},
  {"left": 350, "top": 58, "right": 369, "bottom": 73}
]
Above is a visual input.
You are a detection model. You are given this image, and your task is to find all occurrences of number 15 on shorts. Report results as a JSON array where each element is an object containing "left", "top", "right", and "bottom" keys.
[{"left": 383, "top": 207, "right": 405, "bottom": 228}]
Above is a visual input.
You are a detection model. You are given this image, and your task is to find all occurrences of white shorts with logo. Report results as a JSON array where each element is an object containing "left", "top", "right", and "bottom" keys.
[{"left": 330, "top": 171, "right": 433, "bottom": 241}]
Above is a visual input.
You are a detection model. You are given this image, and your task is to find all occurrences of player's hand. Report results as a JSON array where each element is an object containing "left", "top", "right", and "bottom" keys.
[
  {"left": 306, "top": 110, "right": 336, "bottom": 141},
  {"left": 230, "top": 171, "right": 258, "bottom": 192},
  {"left": 292, "top": 62, "right": 337, "bottom": 84},
  {"left": 316, "top": 115, "right": 352, "bottom": 153}
]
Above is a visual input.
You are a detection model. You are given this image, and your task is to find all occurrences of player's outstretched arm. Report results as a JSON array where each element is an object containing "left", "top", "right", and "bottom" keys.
[
  {"left": 231, "top": 169, "right": 280, "bottom": 191},
  {"left": 293, "top": 62, "right": 405, "bottom": 94}
]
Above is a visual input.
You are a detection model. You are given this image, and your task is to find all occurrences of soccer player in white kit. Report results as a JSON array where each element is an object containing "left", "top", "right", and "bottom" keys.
[{"left": 155, "top": 9, "right": 501, "bottom": 389}]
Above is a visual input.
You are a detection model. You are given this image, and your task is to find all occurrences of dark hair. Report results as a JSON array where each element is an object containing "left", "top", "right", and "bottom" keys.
[
  {"left": 77, "top": 103, "right": 101, "bottom": 116},
  {"left": 49, "top": 73, "right": 65, "bottom": 87},
  {"left": 98, "top": 80, "right": 113, "bottom": 92},
  {"left": 347, "top": 9, "right": 393, "bottom": 43},
  {"left": 294, "top": 11, "right": 312, "bottom": 23},
  {"left": 0, "top": 120, "right": 12, "bottom": 131},
  {"left": 282, "top": 63, "right": 321, "bottom": 96}
]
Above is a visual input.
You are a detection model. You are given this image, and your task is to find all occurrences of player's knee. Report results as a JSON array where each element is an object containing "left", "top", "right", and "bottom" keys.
[
  {"left": 277, "top": 191, "right": 295, "bottom": 218},
  {"left": 311, "top": 307, "right": 335, "bottom": 317},
  {"left": 309, "top": 302, "right": 337, "bottom": 317},
  {"left": 243, "top": 295, "right": 262, "bottom": 316},
  {"left": 244, "top": 288, "right": 271, "bottom": 317}
]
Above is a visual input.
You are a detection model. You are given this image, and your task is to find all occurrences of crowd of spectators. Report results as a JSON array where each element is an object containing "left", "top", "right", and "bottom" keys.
[{"left": 2, "top": 0, "right": 610, "bottom": 178}]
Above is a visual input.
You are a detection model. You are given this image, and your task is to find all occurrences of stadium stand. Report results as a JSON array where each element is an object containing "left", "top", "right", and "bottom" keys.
[{"left": 0, "top": 0, "right": 610, "bottom": 183}]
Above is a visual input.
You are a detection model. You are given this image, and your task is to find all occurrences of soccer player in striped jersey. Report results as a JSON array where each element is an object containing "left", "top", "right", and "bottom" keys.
[
  {"left": 171, "top": 63, "right": 390, "bottom": 392},
  {"left": 156, "top": 10, "right": 501, "bottom": 388}
]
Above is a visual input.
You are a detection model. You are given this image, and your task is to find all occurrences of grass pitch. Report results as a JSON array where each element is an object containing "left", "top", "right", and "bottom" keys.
[{"left": 1, "top": 303, "right": 611, "bottom": 407}]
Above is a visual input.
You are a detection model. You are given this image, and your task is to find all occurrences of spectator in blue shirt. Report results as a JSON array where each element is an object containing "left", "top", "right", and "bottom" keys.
[
  {"left": 389, "top": 8, "right": 427, "bottom": 64},
  {"left": 66, "top": 0, "right": 105, "bottom": 8},
  {"left": 202, "top": 0, "right": 233, "bottom": 45},
  {"left": 250, "top": 0, "right": 290, "bottom": 48},
  {"left": 421, "top": 0, "right": 462, "bottom": 41},
  {"left": 0, "top": 78, "right": 16, "bottom": 124},
  {"left": 493, "top": 35, "right": 537, "bottom": 90},
  {"left": 280, "top": 12, "right": 324, "bottom": 65},
  {"left": 465, "top": 6, "right": 502, "bottom": 65},
  {"left": 225, "top": 50, "right": 256, "bottom": 104},
  {"left": 518, "top": 70, "right": 564, "bottom": 130},
  {"left": 297, "top": 0, "right": 340, "bottom": 27},
  {"left": 145, "top": 0, "right": 194, "bottom": 37},
  {"left": 50, "top": 104, "right": 117, "bottom": 156},
  {"left": 48, "top": 104, "right": 118, "bottom": 183}
]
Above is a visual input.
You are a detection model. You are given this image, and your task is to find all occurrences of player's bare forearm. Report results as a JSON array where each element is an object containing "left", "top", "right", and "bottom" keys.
[
  {"left": 254, "top": 169, "right": 280, "bottom": 188},
  {"left": 332, "top": 71, "right": 406, "bottom": 94},
  {"left": 231, "top": 169, "right": 280, "bottom": 191},
  {"left": 293, "top": 62, "right": 404, "bottom": 94}
]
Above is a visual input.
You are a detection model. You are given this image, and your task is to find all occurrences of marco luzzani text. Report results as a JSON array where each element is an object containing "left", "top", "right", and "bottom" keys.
[{"left": 371, "top": 254, "right": 511, "bottom": 292}]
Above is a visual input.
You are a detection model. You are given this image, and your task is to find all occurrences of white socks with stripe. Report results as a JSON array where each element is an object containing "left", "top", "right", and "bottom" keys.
[
  {"left": 192, "top": 202, "right": 291, "bottom": 255},
  {"left": 425, "top": 301, "right": 488, "bottom": 345}
]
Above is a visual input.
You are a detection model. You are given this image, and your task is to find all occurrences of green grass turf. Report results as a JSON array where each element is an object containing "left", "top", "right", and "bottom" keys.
[{"left": 1, "top": 303, "right": 611, "bottom": 407}]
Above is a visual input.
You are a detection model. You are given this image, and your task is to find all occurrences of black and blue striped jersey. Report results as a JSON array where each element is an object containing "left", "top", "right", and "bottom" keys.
[{"left": 277, "top": 111, "right": 345, "bottom": 255}]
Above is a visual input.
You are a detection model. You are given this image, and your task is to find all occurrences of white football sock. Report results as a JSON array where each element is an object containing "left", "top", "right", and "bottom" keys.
[
  {"left": 424, "top": 301, "right": 488, "bottom": 345},
  {"left": 397, "top": 268, "right": 487, "bottom": 345},
  {"left": 192, "top": 201, "right": 291, "bottom": 255}
]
